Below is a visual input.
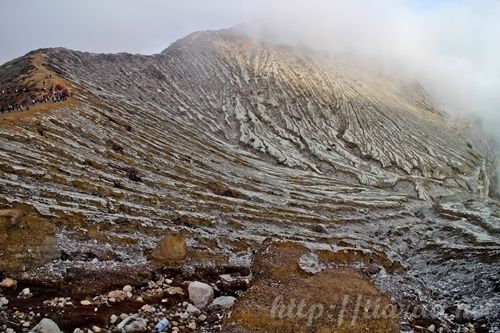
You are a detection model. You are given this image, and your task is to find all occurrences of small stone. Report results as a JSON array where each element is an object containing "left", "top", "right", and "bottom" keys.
[
  {"left": 166, "top": 287, "right": 184, "bottom": 295},
  {"left": 73, "top": 329, "right": 84, "bottom": 333},
  {"left": 188, "top": 322, "right": 196, "bottom": 330},
  {"left": 21, "top": 288, "right": 31, "bottom": 296},
  {"left": 427, "top": 325, "right": 435, "bottom": 332},
  {"left": 117, "top": 316, "right": 147, "bottom": 333},
  {"left": 188, "top": 282, "right": 214, "bottom": 309},
  {"left": 123, "top": 285, "right": 133, "bottom": 293},
  {"left": 165, "top": 279, "right": 173, "bottom": 284},
  {"left": 91, "top": 326, "right": 101, "bottom": 333},
  {"left": 186, "top": 304, "right": 201, "bottom": 316},
  {"left": 0, "top": 278, "right": 17, "bottom": 289},
  {"left": 80, "top": 300, "right": 92, "bottom": 306},
  {"left": 179, "top": 312, "right": 189, "bottom": 319},
  {"left": 197, "top": 314, "right": 207, "bottom": 322},
  {"left": 141, "top": 304, "right": 155, "bottom": 313},
  {"left": 136, "top": 296, "right": 144, "bottom": 302},
  {"left": 126, "top": 291, "right": 133, "bottom": 299},
  {"left": 156, "top": 277, "right": 165, "bottom": 286},
  {"left": 210, "top": 296, "right": 236, "bottom": 309},
  {"left": 30, "top": 318, "right": 61, "bottom": 333},
  {"left": 108, "top": 290, "right": 126, "bottom": 302},
  {"left": 23, "top": 321, "right": 31, "bottom": 327},
  {"left": 298, "top": 252, "right": 325, "bottom": 274},
  {"left": 6, "top": 328, "right": 15, "bottom": 333},
  {"left": 120, "top": 313, "right": 129, "bottom": 320},
  {"left": 0, "top": 297, "right": 9, "bottom": 306},
  {"left": 110, "top": 314, "right": 118, "bottom": 324}
]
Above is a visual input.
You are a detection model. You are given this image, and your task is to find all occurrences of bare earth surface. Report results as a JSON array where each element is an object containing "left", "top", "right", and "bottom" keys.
[{"left": 0, "top": 30, "right": 498, "bottom": 333}]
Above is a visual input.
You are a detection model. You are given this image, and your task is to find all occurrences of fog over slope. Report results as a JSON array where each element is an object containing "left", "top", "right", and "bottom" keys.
[
  {"left": 237, "top": 0, "right": 500, "bottom": 193},
  {"left": 243, "top": 1, "right": 500, "bottom": 133}
]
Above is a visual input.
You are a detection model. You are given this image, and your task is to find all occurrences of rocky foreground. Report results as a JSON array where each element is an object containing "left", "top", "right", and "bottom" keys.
[
  {"left": 0, "top": 238, "right": 431, "bottom": 333},
  {"left": 0, "top": 271, "right": 234, "bottom": 333},
  {"left": 0, "top": 29, "right": 499, "bottom": 332}
]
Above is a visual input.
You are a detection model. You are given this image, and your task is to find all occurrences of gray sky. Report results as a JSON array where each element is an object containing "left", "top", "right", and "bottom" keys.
[{"left": 0, "top": 0, "right": 260, "bottom": 64}]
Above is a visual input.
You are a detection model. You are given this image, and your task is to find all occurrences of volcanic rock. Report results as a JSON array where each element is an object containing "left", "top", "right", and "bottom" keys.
[
  {"left": 117, "top": 316, "right": 147, "bottom": 333},
  {"left": 188, "top": 281, "right": 214, "bottom": 309},
  {"left": 0, "top": 277, "right": 17, "bottom": 289},
  {"left": 151, "top": 234, "right": 187, "bottom": 262},
  {"left": 30, "top": 318, "right": 61, "bottom": 333},
  {"left": 210, "top": 296, "right": 236, "bottom": 309},
  {"left": 186, "top": 303, "right": 201, "bottom": 316}
]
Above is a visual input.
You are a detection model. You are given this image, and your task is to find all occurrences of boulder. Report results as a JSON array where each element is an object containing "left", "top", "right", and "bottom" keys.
[
  {"left": 210, "top": 296, "right": 236, "bottom": 309},
  {"left": 151, "top": 234, "right": 187, "bottom": 262},
  {"left": 188, "top": 281, "right": 214, "bottom": 309},
  {"left": 30, "top": 318, "right": 61, "bottom": 333}
]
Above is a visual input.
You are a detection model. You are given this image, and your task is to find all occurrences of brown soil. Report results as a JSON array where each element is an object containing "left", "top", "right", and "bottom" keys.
[
  {"left": 0, "top": 208, "right": 59, "bottom": 271},
  {"left": 222, "top": 240, "right": 400, "bottom": 333}
]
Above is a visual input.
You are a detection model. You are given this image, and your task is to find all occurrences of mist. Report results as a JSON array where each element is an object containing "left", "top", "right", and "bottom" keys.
[
  {"left": 240, "top": 0, "right": 500, "bottom": 193},
  {"left": 1, "top": 0, "right": 499, "bottom": 191},
  {"left": 243, "top": 1, "right": 500, "bottom": 132}
]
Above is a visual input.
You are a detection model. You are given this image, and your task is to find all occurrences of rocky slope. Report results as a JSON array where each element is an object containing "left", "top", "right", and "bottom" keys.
[{"left": 0, "top": 30, "right": 498, "bottom": 332}]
